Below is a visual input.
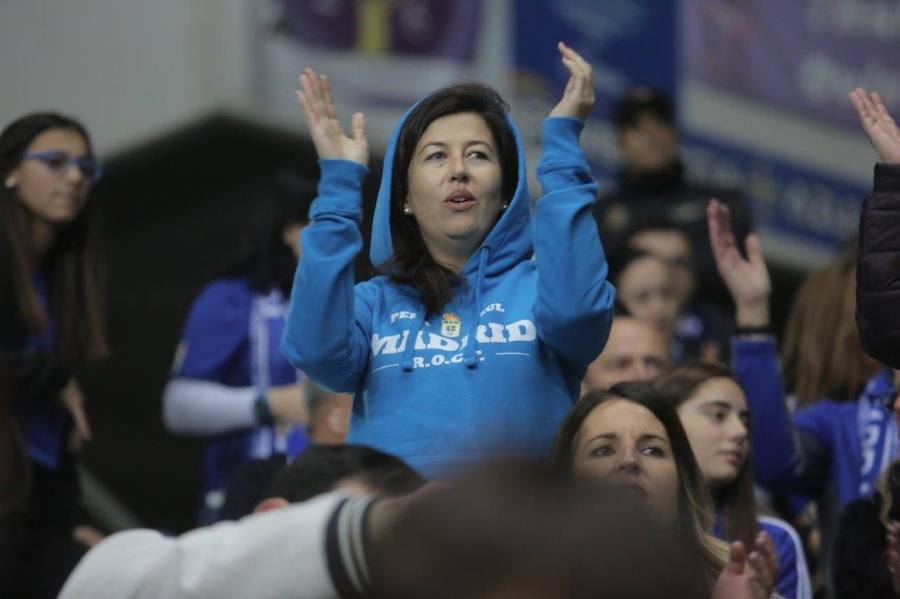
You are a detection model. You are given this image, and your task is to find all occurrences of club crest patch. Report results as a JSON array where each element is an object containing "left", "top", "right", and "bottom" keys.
[{"left": 441, "top": 313, "right": 461, "bottom": 338}]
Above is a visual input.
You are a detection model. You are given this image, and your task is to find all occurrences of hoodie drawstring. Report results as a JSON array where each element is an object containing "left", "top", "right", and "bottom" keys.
[{"left": 464, "top": 247, "right": 489, "bottom": 369}]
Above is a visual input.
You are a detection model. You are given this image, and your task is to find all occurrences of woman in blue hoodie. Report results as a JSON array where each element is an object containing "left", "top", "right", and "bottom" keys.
[{"left": 282, "top": 43, "right": 615, "bottom": 477}]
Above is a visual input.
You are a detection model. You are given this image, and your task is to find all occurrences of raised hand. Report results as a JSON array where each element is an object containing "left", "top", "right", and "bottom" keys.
[
  {"left": 712, "top": 533, "right": 778, "bottom": 599},
  {"left": 849, "top": 88, "right": 900, "bottom": 164},
  {"left": 707, "top": 199, "right": 771, "bottom": 328},
  {"left": 295, "top": 67, "right": 368, "bottom": 166},
  {"left": 549, "top": 42, "right": 595, "bottom": 122}
]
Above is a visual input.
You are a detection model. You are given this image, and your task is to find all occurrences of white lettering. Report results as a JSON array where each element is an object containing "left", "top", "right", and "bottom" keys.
[
  {"left": 426, "top": 334, "right": 459, "bottom": 351},
  {"left": 389, "top": 310, "right": 417, "bottom": 324},
  {"left": 506, "top": 319, "right": 537, "bottom": 342},
  {"left": 412, "top": 357, "right": 425, "bottom": 368},
  {"left": 431, "top": 355, "right": 446, "bottom": 366},
  {"left": 372, "top": 333, "right": 401, "bottom": 356},
  {"left": 480, "top": 303, "right": 505, "bottom": 317}
]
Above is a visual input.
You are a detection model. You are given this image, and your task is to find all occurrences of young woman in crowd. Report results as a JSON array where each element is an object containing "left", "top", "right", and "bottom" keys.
[
  {"left": 282, "top": 43, "right": 615, "bottom": 477},
  {"left": 0, "top": 112, "right": 108, "bottom": 597},
  {"left": 654, "top": 362, "right": 812, "bottom": 598},
  {"left": 609, "top": 248, "right": 680, "bottom": 347},
  {"left": 708, "top": 198, "right": 892, "bottom": 588},
  {"left": 552, "top": 381, "right": 779, "bottom": 598},
  {"left": 163, "top": 176, "right": 313, "bottom": 524}
]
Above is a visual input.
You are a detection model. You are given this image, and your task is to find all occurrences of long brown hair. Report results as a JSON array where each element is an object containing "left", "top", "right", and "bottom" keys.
[
  {"left": 0, "top": 112, "right": 108, "bottom": 363},
  {"left": 781, "top": 244, "right": 877, "bottom": 405},
  {"left": 553, "top": 382, "right": 726, "bottom": 591},
  {"left": 383, "top": 82, "right": 518, "bottom": 316},
  {"left": 653, "top": 361, "right": 758, "bottom": 550}
]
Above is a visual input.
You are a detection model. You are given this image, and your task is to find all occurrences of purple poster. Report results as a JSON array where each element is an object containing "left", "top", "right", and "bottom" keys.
[
  {"left": 275, "top": 0, "right": 480, "bottom": 61},
  {"left": 682, "top": 0, "right": 900, "bottom": 128}
]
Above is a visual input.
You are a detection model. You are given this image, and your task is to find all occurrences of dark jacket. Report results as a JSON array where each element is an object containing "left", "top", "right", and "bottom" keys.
[{"left": 857, "top": 163, "right": 900, "bottom": 368}]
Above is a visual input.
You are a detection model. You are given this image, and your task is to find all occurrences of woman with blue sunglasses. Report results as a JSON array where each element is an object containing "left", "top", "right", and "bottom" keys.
[{"left": 0, "top": 112, "right": 107, "bottom": 598}]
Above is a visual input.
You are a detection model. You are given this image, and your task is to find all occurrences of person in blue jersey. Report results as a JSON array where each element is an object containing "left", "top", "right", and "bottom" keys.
[
  {"left": 654, "top": 361, "right": 812, "bottom": 599},
  {"left": 0, "top": 113, "right": 108, "bottom": 598},
  {"left": 282, "top": 43, "right": 615, "bottom": 478},
  {"left": 707, "top": 198, "right": 894, "bottom": 589},
  {"left": 163, "top": 175, "right": 315, "bottom": 524}
]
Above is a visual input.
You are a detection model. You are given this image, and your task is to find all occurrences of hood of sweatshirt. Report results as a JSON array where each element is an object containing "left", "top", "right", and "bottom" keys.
[{"left": 368, "top": 100, "right": 532, "bottom": 279}]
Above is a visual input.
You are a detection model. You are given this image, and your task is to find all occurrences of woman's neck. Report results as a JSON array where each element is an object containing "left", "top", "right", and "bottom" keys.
[
  {"left": 30, "top": 218, "right": 57, "bottom": 266},
  {"left": 426, "top": 238, "right": 482, "bottom": 274}
]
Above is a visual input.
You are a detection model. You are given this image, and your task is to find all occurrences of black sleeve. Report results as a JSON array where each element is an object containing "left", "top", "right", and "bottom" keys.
[
  {"left": 857, "top": 163, "right": 900, "bottom": 369},
  {"left": 325, "top": 496, "right": 375, "bottom": 599},
  {"left": 0, "top": 237, "right": 70, "bottom": 403}
]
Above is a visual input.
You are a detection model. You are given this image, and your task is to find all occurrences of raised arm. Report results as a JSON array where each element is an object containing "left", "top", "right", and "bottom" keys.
[
  {"left": 533, "top": 43, "right": 615, "bottom": 370},
  {"left": 709, "top": 200, "right": 827, "bottom": 494},
  {"left": 281, "top": 69, "right": 373, "bottom": 393},
  {"left": 850, "top": 89, "right": 900, "bottom": 368}
]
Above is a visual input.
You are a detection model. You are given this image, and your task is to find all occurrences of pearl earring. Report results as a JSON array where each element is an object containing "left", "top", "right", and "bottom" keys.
[
  {"left": 403, "top": 204, "right": 413, "bottom": 215},
  {"left": 501, "top": 203, "right": 508, "bottom": 210}
]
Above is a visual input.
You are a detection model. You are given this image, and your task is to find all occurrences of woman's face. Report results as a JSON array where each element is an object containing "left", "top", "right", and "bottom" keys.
[
  {"left": 616, "top": 256, "right": 678, "bottom": 338},
  {"left": 676, "top": 377, "right": 749, "bottom": 490},
  {"left": 572, "top": 399, "right": 679, "bottom": 522},
  {"left": 406, "top": 111, "right": 504, "bottom": 266},
  {"left": 8, "top": 128, "right": 92, "bottom": 225}
]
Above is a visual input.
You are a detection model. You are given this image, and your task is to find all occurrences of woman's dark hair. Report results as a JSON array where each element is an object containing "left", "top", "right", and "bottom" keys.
[
  {"left": 223, "top": 172, "right": 315, "bottom": 296},
  {"left": 652, "top": 361, "right": 758, "bottom": 550},
  {"left": 0, "top": 112, "right": 107, "bottom": 363},
  {"left": 383, "top": 82, "right": 518, "bottom": 316},
  {"left": 782, "top": 242, "right": 877, "bottom": 405},
  {"left": 552, "top": 382, "right": 724, "bottom": 589},
  {"left": 608, "top": 247, "right": 665, "bottom": 286}
]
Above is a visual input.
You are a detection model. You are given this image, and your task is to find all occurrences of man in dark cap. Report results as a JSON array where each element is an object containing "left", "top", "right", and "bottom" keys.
[{"left": 594, "top": 86, "right": 753, "bottom": 307}]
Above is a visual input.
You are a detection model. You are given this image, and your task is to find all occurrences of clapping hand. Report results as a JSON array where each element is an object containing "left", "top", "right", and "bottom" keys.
[
  {"left": 849, "top": 88, "right": 900, "bottom": 165},
  {"left": 549, "top": 43, "right": 595, "bottom": 122},
  {"left": 295, "top": 68, "right": 369, "bottom": 166},
  {"left": 712, "top": 532, "right": 779, "bottom": 599}
]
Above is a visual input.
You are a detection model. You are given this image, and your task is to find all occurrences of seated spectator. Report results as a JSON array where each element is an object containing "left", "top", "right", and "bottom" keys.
[
  {"left": 654, "top": 362, "right": 812, "bottom": 598},
  {"left": 582, "top": 313, "right": 670, "bottom": 393},
  {"left": 626, "top": 220, "right": 733, "bottom": 361},
  {"left": 219, "top": 381, "right": 352, "bottom": 520},
  {"left": 162, "top": 174, "right": 316, "bottom": 524},
  {"left": 222, "top": 443, "right": 423, "bottom": 520},
  {"left": 61, "top": 458, "right": 776, "bottom": 599},
  {"left": 593, "top": 86, "right": 752, "bottom": 308}
]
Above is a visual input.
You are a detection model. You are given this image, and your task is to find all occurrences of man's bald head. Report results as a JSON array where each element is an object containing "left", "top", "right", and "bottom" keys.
[{"left": 582, "top": 316, "right": 669, "bottom": 393}]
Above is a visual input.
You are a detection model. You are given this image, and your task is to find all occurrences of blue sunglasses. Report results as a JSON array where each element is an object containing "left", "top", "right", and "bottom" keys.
[{"left": 20, "top": 150, "right": 103, "bottom": 183}]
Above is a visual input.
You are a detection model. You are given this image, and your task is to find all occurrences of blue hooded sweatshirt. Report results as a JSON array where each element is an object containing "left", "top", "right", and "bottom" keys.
[{"left": 281, "top": 104, "right": 615, "bottom": 477}]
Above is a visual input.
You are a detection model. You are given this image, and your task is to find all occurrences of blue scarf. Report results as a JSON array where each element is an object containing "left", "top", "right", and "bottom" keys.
[{"left": 857, "top": 369, "right": 899, "bottom": 496}]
